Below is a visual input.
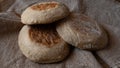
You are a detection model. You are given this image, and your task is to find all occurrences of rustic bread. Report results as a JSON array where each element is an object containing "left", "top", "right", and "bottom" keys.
[
  {"left": 18, "top": 25, "right": 70, "bottom": 63},
  {"left": 21, "top": 1, "right": 70, "bottom": 24},
  {"left": 56, "top": 13, "right": 108, "bottom": 50}
]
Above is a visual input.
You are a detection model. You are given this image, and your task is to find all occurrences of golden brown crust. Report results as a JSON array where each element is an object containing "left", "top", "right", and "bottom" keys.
[
  {"left": 29, "top": 24, "right": 61, "bottom": 47},
  {"left": 31, "top": 2, "right": 58, "bottom": 11}
]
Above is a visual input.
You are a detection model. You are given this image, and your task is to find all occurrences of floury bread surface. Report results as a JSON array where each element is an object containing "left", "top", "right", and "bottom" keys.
[
  {"left": 21, "top": 1, "right": 70, "bottom": 24},
  {"left": 18, "top": 25, "right": 70, "bottom": 63},
  {"left": 56, "top": 13, "right": 108, "bottom": 50}
]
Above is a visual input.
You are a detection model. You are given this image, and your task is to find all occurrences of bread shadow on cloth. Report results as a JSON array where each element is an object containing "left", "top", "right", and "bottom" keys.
[
  {"left": 98, "top": 24, "right": 119, "bottom": 50},
  {"left": 0, "top": 19, "right": 23, "bottom": 38}
]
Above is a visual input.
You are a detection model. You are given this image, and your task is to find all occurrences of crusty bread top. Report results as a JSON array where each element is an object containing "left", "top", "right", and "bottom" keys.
[
  {"left": 31, "top": 2, "right": 58, "bottom": 11},
  {"left": 29, "top": 24, "right": 61, "bottom": 47}
]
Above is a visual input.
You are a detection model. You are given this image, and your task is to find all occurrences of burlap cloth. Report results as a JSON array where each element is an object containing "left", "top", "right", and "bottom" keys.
[{"left": 0, "top": 0, "right": 120, "bottom": 68}]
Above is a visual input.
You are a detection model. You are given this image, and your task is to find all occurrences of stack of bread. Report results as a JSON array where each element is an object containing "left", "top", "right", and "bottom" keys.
[{"left": 18, "top": 1, "right": 108, "bottom": 63}]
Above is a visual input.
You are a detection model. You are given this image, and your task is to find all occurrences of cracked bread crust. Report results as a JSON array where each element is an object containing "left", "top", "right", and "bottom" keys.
[
  {"left": 29, "top": 24, "right": 61, "bottom": 47},
  {"left": 31, "top": 2, "right": 58, "bottom": 11}
]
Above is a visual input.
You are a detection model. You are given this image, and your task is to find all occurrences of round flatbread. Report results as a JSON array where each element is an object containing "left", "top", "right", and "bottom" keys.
[
  {"left": 18, "top": 25, "right": 70, "bottom": 63},
  {"left": 56, "top": 13, "right": 108, "bottom": 50},
  {"left": 21, "top": 1, "right": 70, "bottom": 24}
]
